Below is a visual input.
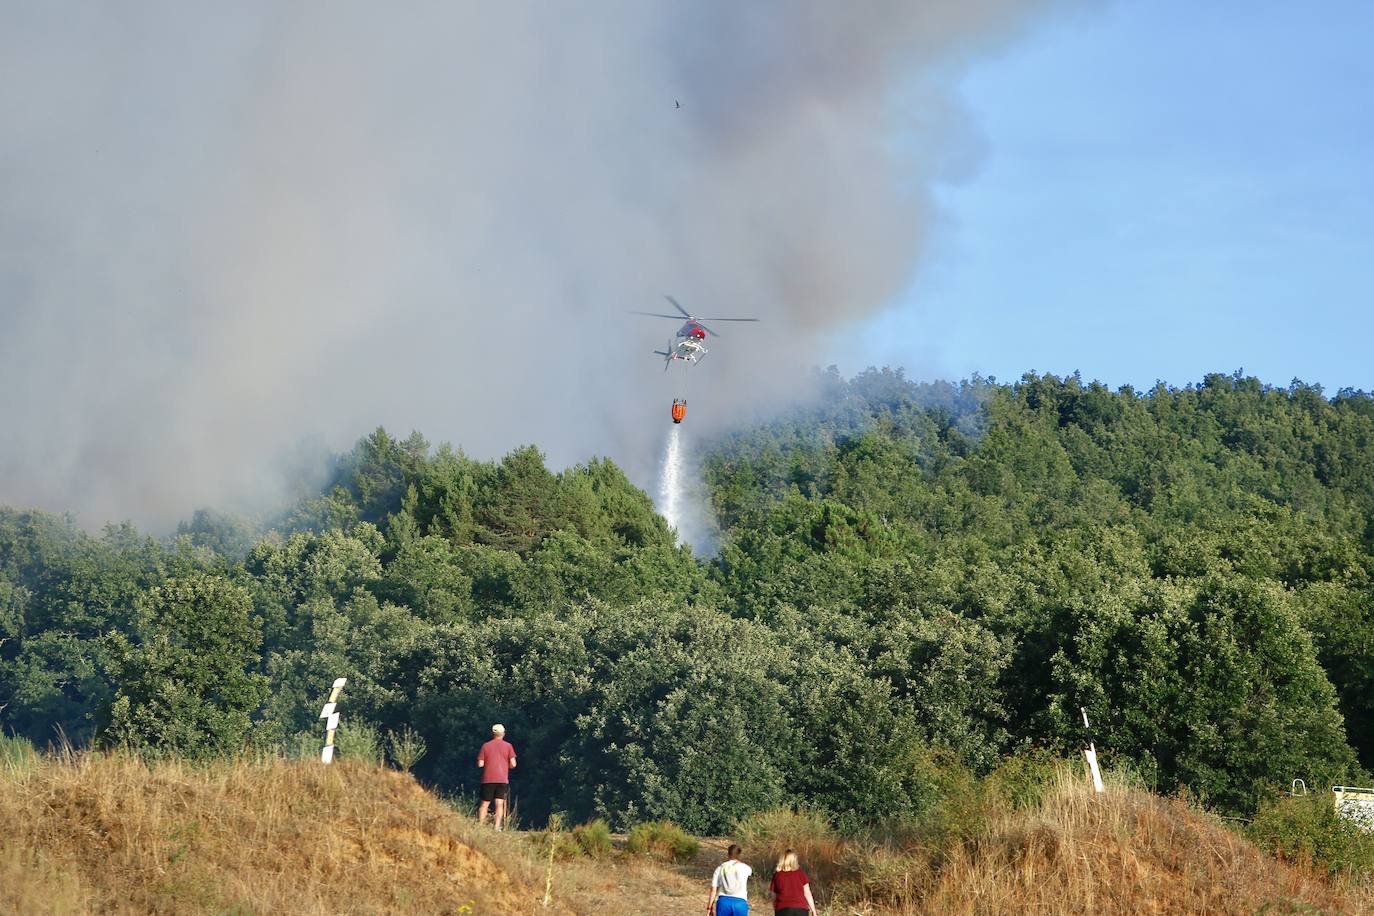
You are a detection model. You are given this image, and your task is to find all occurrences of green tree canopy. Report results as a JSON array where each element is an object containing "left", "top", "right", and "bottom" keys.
[{"left": 98, "top": 574, "right": 268, "bottom": 758}]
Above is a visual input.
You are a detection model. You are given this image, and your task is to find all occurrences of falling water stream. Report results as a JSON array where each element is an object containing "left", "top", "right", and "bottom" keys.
[{"left": 656, "top": 425, "right": 683, "bottom": 541}]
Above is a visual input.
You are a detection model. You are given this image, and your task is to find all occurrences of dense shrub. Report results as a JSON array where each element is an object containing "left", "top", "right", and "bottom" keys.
[
  {"left": 837, "top": 842, "right": 929, "bottom": 908},
  {"left": 625, "top": 821, "right": 699, "bottom": 863},
  {"left": 734, "top": 808, "right": 843, "bottom": 901},
  {"left": 386, "top": 725, "right": 427, "bottom": 772},
  {"left": 529, "top": 817, "right": 589, "bottom": 861},
  {"left": 893, "top": 747, "right": 997, "bottom": 856},
  {"left": 334, "top": 722, "right": 385, "bottom": 766},
  {"left": 0, "top": 733, "right": 38, "bottom": 774},
  {"left": 1248, "top": 792, "right": 1374, "bottom": 876},
  {"left": 988, "top": 747, "right": 1064, "bottom": 812},
  {"left": 734, "top": 807, "right": 835, "bottom": 850},
  {"left": 569, "top": 819, "right": 613, "bottom": 859},
  {"left": 282, "top": 730, "right": 323, "bottom": 762}
]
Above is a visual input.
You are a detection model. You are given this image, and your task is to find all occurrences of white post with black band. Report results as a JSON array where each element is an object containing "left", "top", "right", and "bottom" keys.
[{"left": 1081, "top": 707, "right": 1105, "bottom": 793}]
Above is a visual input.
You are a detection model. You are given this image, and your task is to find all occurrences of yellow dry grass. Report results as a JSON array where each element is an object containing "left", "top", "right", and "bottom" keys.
[
  {"left": 832, "top": 771, "right": 1373, "bottom": 915},
  {"left": 5, "top": 752, "right": 1371, "bottom": 916},
  {"left": 0, "top": 750, "right": 560, "bottom": 915}
]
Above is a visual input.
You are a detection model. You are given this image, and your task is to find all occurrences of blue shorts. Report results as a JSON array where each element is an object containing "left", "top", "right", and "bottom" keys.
[{"left": 715, "top": 896, "right": 748, "bottom": 916}]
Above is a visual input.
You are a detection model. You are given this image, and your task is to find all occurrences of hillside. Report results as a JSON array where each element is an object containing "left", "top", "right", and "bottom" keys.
[
  {"left": 4, "top": 369, "right": 1374, "bottom": 834},
  {"left": 3, "top": 751, "right": 1368, "bottom": 915},
  {"left": 0, "top": 753, "right": 551, "bottom": 915},
  {"left": 914, "top": 776, "right": 1361, "bottom": 914}
]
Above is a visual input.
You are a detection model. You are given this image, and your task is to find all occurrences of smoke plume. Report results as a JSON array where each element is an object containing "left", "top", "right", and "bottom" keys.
[{"left": 0, "top": 1, "right": 1068, "bottom": 527}]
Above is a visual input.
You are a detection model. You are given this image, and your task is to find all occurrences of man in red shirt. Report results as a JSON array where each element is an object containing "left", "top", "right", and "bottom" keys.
[{"left": 476, "top": 723, "right": 517, "bottom": 830}]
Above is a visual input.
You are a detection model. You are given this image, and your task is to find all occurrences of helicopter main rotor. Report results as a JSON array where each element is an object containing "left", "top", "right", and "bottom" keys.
[{"left": 628, "top": 295, "right": 760, "bottom": 337}]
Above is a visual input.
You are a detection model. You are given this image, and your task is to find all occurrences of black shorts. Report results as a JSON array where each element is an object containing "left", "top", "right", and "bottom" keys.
[
  {"left": 778, "top": 909, "right": 808, "bottom": 916},
  {"left": 480, "top": 782, "right": 509, "bottom": 802}
]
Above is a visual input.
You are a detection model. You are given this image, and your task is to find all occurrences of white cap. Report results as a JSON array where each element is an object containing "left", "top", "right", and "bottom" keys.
[{"left": 492, "top": 723, "right": 505, "bottom": 736}]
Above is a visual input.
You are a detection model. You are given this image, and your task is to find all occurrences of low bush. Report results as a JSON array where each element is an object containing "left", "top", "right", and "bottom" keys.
[
  {"left": 988, "top": 746, "right": 1062, "bottom": 812},
  {"left": 625, "top": 821, "right": 699, "bottom": 863},
  {"left": 571, "top": 818, "right": 613, "bottom": 859},
  {"left": 334, "top": 721, "right": 385, "bottom": 765},
  {"left": 879, "top": 747, "right": 995, "bottom": 858},
  {"left": 278, "top": 722, "right": 385, "bottom": 765},
  {"left": 387, "top": 726, "right": 428, "bottom": 772},
  {"left": 734, "top": 808, "right": 843, "bottom": 899},
  {"left": 529, "top": 816, "right": 570, "bottom": 859},
  {"left": 812, "top": 747, "right": 1000, "bottom": 907},
  {"left": 837, "top": 842, "right": 929, "bottom": 909},
  {"left": 281, "top": 730, "right": 322, "bottom": 761},
  {"left": 528, "top": 817, "right": 614, "bottom": 861},
  {"left": 734, "top": 806, "right": 835, "bottom": 849},
  {"left": 0, "top": 734, "right": 38, "bottom": 775},
  {"left": 1248, "top": 792, "right": 1374, "bottom": 876}
]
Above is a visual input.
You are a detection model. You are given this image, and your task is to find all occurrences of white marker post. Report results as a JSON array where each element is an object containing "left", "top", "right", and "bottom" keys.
[
  {"left": 320, "top": 677, "right": 347, "bottom": 764},
  {"left": 1081, "top": 707, "right": 1105, "bottom": 794}
]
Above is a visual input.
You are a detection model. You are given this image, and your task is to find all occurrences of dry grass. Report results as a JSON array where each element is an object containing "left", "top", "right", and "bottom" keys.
[
  {"left": 527, "top": 843, "right": 710, "bottom": 916},
  {"left": 456, "top": 825, "right": 717, "bottom": 916},
  {"left": 732, "top": 807, "right": 847, "bottom": 903},
  {"left": 6, "top": 752, "right": 1370, "bottom": 916},
  {"left": 827, "top": 770, "right": 1373, "bottom": 915},
  {"left": 698, "top": 769, "right": 1374, "bottom": 915},
  {"left": 516, "top": 771, "right": 1374, "bottom": 915},
  {"left": 0, "top": 750, "right": 560, "bottom": 915}
]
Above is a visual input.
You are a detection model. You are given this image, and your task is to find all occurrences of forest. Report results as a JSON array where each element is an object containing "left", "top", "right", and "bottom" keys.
[{"left": 3, "top": 368, "right": 1374, "bottom": 833}]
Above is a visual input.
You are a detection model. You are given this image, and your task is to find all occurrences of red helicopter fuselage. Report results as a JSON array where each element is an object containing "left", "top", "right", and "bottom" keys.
[{"left": 677, "top": 322, "right": 708, "bottom": 341}]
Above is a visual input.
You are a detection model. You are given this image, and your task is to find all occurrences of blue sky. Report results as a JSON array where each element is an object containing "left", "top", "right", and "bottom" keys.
[{"left": 841, "top": 0, "right": 1374, "bottom": 393}]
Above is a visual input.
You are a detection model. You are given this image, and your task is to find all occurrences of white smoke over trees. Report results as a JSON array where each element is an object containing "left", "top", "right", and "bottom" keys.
[{"left": 0, "top": 1, "right": 1079, "bottom": 528}]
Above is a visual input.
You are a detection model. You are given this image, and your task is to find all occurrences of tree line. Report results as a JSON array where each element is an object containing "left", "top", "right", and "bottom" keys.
[{"left": 2, "top": 368, "right": 1373, "bottom": 830}]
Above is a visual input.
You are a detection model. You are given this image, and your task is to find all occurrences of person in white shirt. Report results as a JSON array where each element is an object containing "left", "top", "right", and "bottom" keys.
[{"left": 708, "top": 844, "right": 753, "bottom": 915}]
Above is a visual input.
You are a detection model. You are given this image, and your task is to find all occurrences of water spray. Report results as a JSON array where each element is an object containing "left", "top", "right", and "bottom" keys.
[{"left": 657, "top": 425, "right": 684, "bottom": 539}]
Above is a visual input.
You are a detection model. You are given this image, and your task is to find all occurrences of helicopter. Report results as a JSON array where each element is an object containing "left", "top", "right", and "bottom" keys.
[{"left": 632, "top": 295, "right": 759, "bottom": 369}]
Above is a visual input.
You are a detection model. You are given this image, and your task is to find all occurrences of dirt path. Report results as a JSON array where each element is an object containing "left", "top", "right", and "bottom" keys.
[
  {"left": 598, "top": 836, "right": 767, "bottom": 916},
  {"left": 534, "top": 833, "right": 860, "bottom": 915},
  {"left": 656, "top": 839, "right": 863, "bottom": 916},
  {"left": 549, "top": 840, "right": 763, "bottom": 916}
]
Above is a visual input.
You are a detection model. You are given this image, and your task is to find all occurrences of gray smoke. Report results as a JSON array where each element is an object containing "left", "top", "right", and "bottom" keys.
[{"left": 0, "top": 1, "right": 1070, "bottom": 528}]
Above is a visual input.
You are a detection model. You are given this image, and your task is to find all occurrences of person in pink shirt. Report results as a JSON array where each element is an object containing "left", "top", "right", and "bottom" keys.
[{"left": 476, "top": 723, "right": 517, "bottom": 830}]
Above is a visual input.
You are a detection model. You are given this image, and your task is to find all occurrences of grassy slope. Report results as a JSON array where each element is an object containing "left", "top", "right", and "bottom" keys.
[
  {"left": 3, "top": 753, "right": 1371, "bottom": 915},
  {"left": 722, "top": 773, "right": 1372, "bottom": 914},
  {"left": 912, "top": 776, "right": 1365, "bottom": 915},
  {"left": 0, "top": 753, "right": 553, "bottom": 915}
]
